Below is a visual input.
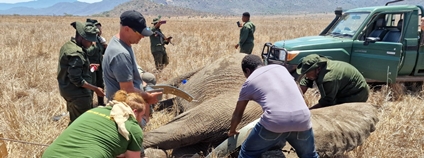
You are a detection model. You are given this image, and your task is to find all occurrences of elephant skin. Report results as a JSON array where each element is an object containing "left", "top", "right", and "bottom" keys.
[{"left": 144, "top": 53, "right": 379, "bottom": 157}]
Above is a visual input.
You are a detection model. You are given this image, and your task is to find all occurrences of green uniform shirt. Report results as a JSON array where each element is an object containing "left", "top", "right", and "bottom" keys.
[
  {"left": 86, "top": 36, "right": 105, "bottom": 64},
  {"left": 239, "top": 21, "right": 255, "bottom": 47},
  {"left": 42, "top": 106, "right": 143, "bottom": 158},
  {"left": 300, "top": 60, "right": 369, "bottom": 106},
  {"left": 57, "top": 38, "right": 92, "bottom": 98},
  {"left": 149, "top": 27, "right": 168, "bottom": 52}
]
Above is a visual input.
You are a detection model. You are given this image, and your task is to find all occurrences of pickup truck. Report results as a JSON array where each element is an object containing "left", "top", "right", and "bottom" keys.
[{"left": 262, "top": 0, "right": 424, "bottom": 83}]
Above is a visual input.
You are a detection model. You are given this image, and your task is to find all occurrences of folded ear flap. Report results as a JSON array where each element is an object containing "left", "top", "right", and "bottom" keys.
[{"left": 70, "top": 21, "right": 77, "bottom": 29}]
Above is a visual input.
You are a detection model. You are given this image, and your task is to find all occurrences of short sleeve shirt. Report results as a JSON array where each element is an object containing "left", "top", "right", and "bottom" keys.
[
  {"left": 238, "top": 65, "right": 311, "bottom": 133},
  {"left": 102, "top": 36, "right": 143, "bottom": 100}
]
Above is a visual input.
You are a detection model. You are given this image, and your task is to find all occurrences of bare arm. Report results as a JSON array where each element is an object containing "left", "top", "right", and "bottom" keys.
[
  {"left": 124, "top": 150, "right": 143, "bottom": 158},
  {"left": 300, "top": 85, "right": 308, "bottom": 94},
  {"left": 82, "top": 81, "right": 105, "bottom": 97},
  {"left": 228, "top": 100, "right": 249, "bottom": 136}
]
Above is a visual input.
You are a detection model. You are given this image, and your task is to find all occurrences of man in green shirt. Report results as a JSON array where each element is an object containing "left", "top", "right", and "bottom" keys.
[
  {"left": 86, "top": 18, "right": 107, "bottom": 106},
  {"left": 297, "top": 54, "right": 369, "bottom": 109},
  {"left": 235, "top": 12, "right": 255, "bottom": 54},
  {"left": 57, "top": 21, "right": 105, "bottom": 125},
  {"left": 149, "top": 15, "right": 171, "bottom": 71}
]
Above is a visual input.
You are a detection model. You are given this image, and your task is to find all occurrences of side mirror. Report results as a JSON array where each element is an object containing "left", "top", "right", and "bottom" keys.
[{"left": 364, "top": 37, "right": 380, "bottom": 45}]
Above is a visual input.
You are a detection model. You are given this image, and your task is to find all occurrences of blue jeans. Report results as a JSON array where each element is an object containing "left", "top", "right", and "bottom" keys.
[{"left": 239, "top": 123, "right": 319, "bottom": 158}]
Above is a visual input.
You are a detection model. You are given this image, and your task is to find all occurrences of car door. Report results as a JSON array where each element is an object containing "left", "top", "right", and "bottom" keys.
[{"left": 350, "top": 13, "right": 404, "bottom": 83}]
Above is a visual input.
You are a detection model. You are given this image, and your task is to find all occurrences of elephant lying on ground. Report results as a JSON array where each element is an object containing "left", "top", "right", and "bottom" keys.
[{"left": 144, "top": 53, "right": 379, "bottom": 157}]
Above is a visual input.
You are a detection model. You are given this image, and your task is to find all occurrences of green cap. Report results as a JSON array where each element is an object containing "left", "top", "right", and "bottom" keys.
[
  {"left": 296, "top": 54, "right": 328, "bottom": 75},
  {"left": 70, "top": 21, "right": 99, "bottom": 42},
  {"left": 152, "top": 15, "right": 162, "bottom": 24},
  {"left": 86, "top": 18, "right": 101, "bottom": 26}
]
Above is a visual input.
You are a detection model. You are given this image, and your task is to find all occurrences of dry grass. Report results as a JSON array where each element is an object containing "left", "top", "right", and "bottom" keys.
[{"left": 0, "top": 14, "right": 423, "bottom": 158}]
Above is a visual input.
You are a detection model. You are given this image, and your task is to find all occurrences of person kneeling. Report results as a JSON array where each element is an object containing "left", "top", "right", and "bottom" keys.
[{"left": 42, "top": 90, "right": 148, "bottom": 158}]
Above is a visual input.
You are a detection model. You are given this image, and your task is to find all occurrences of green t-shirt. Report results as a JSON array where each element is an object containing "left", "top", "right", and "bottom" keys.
[{"left": 42, "top": 106, "right": 143, "bottom": 158}]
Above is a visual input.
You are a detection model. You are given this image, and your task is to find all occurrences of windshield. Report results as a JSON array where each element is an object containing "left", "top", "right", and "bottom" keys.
[{"left": 326, "top": 12, "right": 369, "bottom": 38}]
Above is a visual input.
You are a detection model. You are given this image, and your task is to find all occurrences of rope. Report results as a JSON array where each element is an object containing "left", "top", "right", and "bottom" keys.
[{"left": 0, "top": 138, "right": 49, "bottom": 147}]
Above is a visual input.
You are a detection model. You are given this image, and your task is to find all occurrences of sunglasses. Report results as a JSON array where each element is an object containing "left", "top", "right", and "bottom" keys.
[{"left": 131, "top": 28, "right": 142, "bottom": 36}]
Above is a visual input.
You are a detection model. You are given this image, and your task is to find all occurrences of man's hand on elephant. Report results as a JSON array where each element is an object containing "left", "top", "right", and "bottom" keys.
[
  {"left": 227, "top": 130, "right": 239, "bottom": 137},
  {"left": 145, "top": 92, "right": 162, "bottom": 104},
  {"left": 235, "top": 44, "right": 239, "bottom": 49}
]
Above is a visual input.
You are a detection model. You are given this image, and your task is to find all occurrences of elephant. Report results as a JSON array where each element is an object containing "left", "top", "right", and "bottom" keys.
[{"left": 143, "top": 53, "right": 379, "bottom": 158}]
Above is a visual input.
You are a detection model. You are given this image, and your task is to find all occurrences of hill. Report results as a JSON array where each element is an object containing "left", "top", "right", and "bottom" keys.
[
  {"left": 99, "top": 0, "right": 213, "bottom": 17},
  {"left": 105, "top": 0, "right": 424, "bottom": 17},
  {"left": 0, "top": 0, "right": 130, "bottom": 16}
]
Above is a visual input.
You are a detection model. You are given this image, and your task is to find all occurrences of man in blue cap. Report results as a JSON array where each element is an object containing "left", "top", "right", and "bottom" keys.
[{"left": 102, "top": 10, "right": 162, "bottom": 127}]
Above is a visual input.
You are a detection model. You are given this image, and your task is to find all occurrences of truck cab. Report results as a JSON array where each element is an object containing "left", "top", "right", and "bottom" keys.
[{"left": 262, "top": 0, "right": 424, "bottom": 83}]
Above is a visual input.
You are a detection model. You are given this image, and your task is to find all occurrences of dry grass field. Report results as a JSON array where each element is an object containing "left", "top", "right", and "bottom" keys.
[{"left": 0, "top": 14, "right": 423, "bottom": 158}]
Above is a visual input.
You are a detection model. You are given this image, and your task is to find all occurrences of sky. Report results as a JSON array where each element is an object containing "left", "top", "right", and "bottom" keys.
[{"left": 0, "top": 0, "right": 102, "bottom": 3}]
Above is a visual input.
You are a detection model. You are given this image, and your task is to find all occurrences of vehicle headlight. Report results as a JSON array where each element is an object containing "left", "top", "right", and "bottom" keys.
[
  {"left": 286, "top": 51, "right": 300, "bottom": 61},
  {"left": 277, "top": 49, "right": 287, "bottom": 61}
]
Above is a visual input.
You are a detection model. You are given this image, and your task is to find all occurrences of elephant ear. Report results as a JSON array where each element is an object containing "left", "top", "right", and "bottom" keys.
[{"left": 310, "top": 102, "right": 379, "bottom": 157}]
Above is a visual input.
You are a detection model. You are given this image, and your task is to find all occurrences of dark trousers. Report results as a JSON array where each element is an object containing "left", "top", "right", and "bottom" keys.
[
  {"left": 152, "top": 50, "right": 169, "bottom": 71},
  {"left": 240, "top": 43, "right": 254, "bottom": 54},
  {"left": 65, "top": 96, "right": 93, "bottom": 126}
]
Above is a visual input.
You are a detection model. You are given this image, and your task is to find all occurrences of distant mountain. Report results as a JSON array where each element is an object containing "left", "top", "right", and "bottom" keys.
[
  {"left": 148, "top": 0, "right": 424, "bottom": 15},
  {"left": 0, "top": 0, "right": 130, "bottom": 16},
  {"left": 0, "top": 0, "right": 75, "bottom": 10},
  {"left": 104, "top": 0, "right": 424, "bottom": 17},
  {"left": 100, "top": 0, "right": 213, "bottom": 17}
]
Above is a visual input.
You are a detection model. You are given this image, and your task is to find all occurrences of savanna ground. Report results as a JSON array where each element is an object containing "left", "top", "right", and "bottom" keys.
[{"left": 0, "top": 14, "right": 423, "bottom": 158}]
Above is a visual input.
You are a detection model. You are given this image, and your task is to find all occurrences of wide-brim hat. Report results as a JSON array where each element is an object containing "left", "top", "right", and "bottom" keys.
[
  {"left": 152, "top": 15, "right": 162, "bottom": 24},
  {"left": 120, "top": 10, "right": 153, "bottom": 36},
  {"left": 86, "top": 18, "right": 101, "bottom": 26},
  {"left": 70, "top": 21, "right": 98, "bottom": 42},
  {"left": 296, "top": 54, "right": 328, "bottom": 75}
]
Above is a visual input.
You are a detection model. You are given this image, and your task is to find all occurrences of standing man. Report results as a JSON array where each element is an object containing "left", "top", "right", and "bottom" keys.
[
  {"left": 86, "top": 18, "right": 107, "bottom": 106},
  {"left": 228, "top": 54, "right": 318, "bottom": 158},
  {"left": 297, "top": 54, "right": 369, "bottom": 109},
  {"left": 57, "top": 21, "right": 105, "bottom": 125},
  {"left": 149, "top": 15, "right": 171, "bottom": 71},
  {"left": 102, "top": 10, "right": 162, "bottom": 124},
  {"left": 235, "top": 12, "right": 255, "bottom": 54}
]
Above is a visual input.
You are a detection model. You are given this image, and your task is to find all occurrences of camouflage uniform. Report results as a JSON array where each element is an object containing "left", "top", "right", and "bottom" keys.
[
  {"left": 297, "top": 54, "right": 369, "bottom": 107},
  {"left": 149, "top": 16, "right": 169, "bottom": 71},
  {"left": 239, "top": 21, "right": 255, "bottom": 54},
  {"left": 57, "top": 21, "right": 98, "bottom": 125},
  {"left": 86, "top": 19, "right": 106, "bottom": 106}
]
